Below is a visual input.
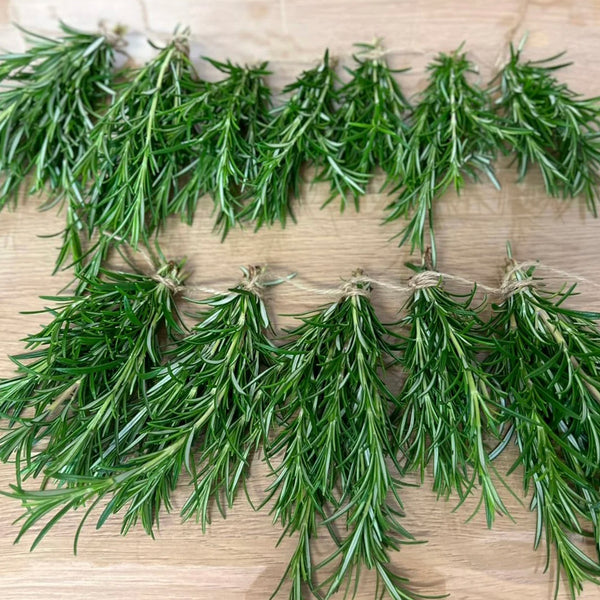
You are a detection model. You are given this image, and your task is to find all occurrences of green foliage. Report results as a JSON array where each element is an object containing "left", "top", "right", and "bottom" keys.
[
  {"left": 171, "top": 59, "right": 271, "bottom": 236},
  {"left": 320, "top": 41, "right": 410, "bottom": 209},
  {"left": 72, "top": 33, "right": 198, "bottom": 252},
  {"left": 385, "top": 47, "right": 515, "bottom": 264},
  {"left": 396, "top": 268, "right": 508, "bottom": 527},
  {"left": 5, "top": 268, "right": 276, "bottom": 549},
  {"left": 0, "top": 262, "right": 185, "bottom": 483},
  {"left": 486, "top": 259, "right": 600, "bottom": 599},
  {"left": 243, "top": 50, "right": 366, "bottom": 228},
  {"left": 494, "top": 41, "right": 600, "bottom": 216},
  {"left": 0, "top": 22, "right": 116, "bottom": 206},
  {"left": 264, "top": 276, "right": 417, "bottom": 600}
]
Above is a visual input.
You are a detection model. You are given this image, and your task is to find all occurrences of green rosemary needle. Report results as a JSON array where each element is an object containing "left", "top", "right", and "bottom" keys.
[
  {"left": 73, "top": 31, "right": 197, "bottom": 251},
  {"left": 486, "top": 257, "right": 600, "bottom": 598},
  {"left": 6, "top": 268, "right": 276, "bottom": 547},
  {"left": 243, "top": 50, "right": 365, "bottom": 228},
  {"left": 171, "top": 59, "right": 271, "bottom": 236},
  {"left": 0, "top": 262, "right": 185, "bottom": 483},
  {"left": 494, "top": 40, "right": 600, "bottom": 215},
  {"left": 265, "top": 273, "right": 416, "bottom": 600},
  {"left": 321, "top": 40, "right": 410, "bottom": 210},
  {"left": 0, "top": 22, "right": 117, "bottom": 207},
  {"left": 385, "top": 47, "right": 515, "bottom": 263},
  {"left": 396, "top": 265, "right": 508, "bottom": 527}
]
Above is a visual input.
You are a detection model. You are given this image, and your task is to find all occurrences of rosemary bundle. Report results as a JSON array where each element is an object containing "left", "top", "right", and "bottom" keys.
[
  {"left": 385, "top": 48, "right": 515, "bottom": 262},
  {"left": 321, "top": 41, "right": 410, "bottom": 209},
  {"left": 495, "top": 41, "right": 600, "bottom": 215},
  {"left": 0, "top": 261, "right": 184, "bottom": 486},
  {"left": 486, "top": 257, "right": 600, "bottom": 598},
  {"left": 170, "top": 59, "right": 271, "bottom": 235},
  {"left": 396, "top": 265, "right": 508, "bottom": 526},
  {"left": 265, "top": 273, "right": 415, "bottom": 600},
  {"left": 73, "top": 32, "right": 197, "bottom": 255},
  {"left": 0, "top": 23, "right": 117, "bottom": 207},
  {"left": 6, "top": 267, "right": 277, "bottom": 547},
  {"left": 244, "top": 51, "right": 365, "bottom": 228}
]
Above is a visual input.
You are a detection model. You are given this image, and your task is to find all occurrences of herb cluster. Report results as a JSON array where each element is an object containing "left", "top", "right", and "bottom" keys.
[{"left": 2, "top": 26, "right": 598, "bottom": 274}]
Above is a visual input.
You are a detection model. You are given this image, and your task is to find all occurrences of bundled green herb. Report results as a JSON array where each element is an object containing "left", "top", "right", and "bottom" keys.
[
  {"left": 0, "top": 261, "right": 184, "bottom": 484},
  {"left": 265, "top": 273, "right": 416, "bottom": 600},
  {"left": 396, "top": 265, "right": 508, "bottom": 527},
  {"left": 320, "top": 40, "right": 410, "bottom": 209},
  {"left": 6, "top": 267, "right": 277, "bottom": 547},
  {"left": 244, "top": 51, "right": 365, "bottom": 228},
  {"left": 171, "top": 59, "right": 271, "bottom": 236},
  {"left": 486, "top": 256, "right": 600, "bottom": 598},
  {"left": 494, "top": 40, "right": 600, "bottom": 215},
  {"left": 73, "top": 31, "right": 198, "bottom": 253},
  {"left": 0, "top": 22, "right": 117, "bottom": 207},
  {"left": 385, "top": 47, "right": 515, "bottom": 263}
]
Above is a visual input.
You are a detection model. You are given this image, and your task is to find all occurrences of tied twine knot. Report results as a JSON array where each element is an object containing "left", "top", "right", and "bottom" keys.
[
  {"left": 359, "top": 37, "right": 389, "bottom": 62},
  {"left": 98, "top": 21, "right": 128, "bottom": 50},
  {"left": 408, "top": 270, "right": 442, "bottom": 290},
  {"left": 240, "top": 266, "right": 265, "bottom": 297},
  {"left": 340, "top": 269, "right": 372, "bottom": 298}
]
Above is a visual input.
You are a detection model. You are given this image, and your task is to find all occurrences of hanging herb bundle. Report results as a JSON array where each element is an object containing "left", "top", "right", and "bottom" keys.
[
  {"left": 485, "top": 255, "right": 600, "bottom": 598},
  {"left": 244, "top": 51, "right": 365, "bottom": 228},
  {"left": 171, "top": 59, "right": 271, "bottom": 236},
  {"left": 0, "top": 22, "right": 118, "bottom": 207},
  {"left": 320, "top": 40, "right": 410, "bottom": 210},
  {"left": 494, "top": 41, "right": 600, "bottom": 215},
  {"left": 385, "top": 47, "right": 516, "bottom": 263},
  {"left": 396, "top": 264, "right": 509, "bottom": 527},
  {"left": 0, "top": 260, "right": 185, "bottom": 485},
  {"left": 5, "top": 267, "right": 278, "bottom": 548},
  {"left": 72, "top": 31, "right": 198, "bottom": 258},
  {"left": 265, "top": 273, "right": 416, "bottom": 600}
]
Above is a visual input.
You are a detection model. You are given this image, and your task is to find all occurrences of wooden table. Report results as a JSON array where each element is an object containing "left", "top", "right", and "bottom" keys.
[{"left": 1, "top": 1, "right": 600, "bottom": 598}]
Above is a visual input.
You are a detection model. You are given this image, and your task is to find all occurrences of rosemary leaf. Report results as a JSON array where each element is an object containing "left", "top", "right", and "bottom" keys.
[
  {"left": 486, "top": 257, "right": 600, "bottom": 598},
  {"left": 0, "top": 22, "right": 116, "bottom": 207}
]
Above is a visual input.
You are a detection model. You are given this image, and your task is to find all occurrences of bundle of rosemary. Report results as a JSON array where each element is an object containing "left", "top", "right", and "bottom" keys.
[
  {"left": 244, "top": 51, "right": 365, "bottom": 228},
  {"left": 0, "top": 22, "right": 118, "bottom": 207},
  {"left": 320, "top": 40, "right": 410, "bottom": 210},
  {"left": 170, "top": 58, "right": 272, "bottom": 236},
  {"left": 396, "top": 262, "right": 508, "bottom": 527},
  {"left": 71, "top": 31, "right": 198, "bottom": 260},
  {"left": 3, "top": 265, "right": 278, "bottom": 549},
  {"left": 486, "top": 254, "right": 600, "bottom": 598},
  {"left": 265, "top": 273, "right": 416, "bottom": 600},
  {"left": 385, "top": 47, "right": 516, "bottom": 263},
  {"left": 494, "top": 40, "right": 600, "bottom": 215}
]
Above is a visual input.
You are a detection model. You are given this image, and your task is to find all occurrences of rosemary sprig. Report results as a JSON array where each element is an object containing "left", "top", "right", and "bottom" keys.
[
  {"left": 6, "top": 268, "right": 276, "bottom": 547},
  {"left": 486, "top": 257, "right": 600, "bottom": 598},
  {"left": 396, "top": 266, "right": 508, "bottom": 527},
  {"left": 320, "top": 41, "right": 410, "bottom": 210},
  {"left": 244, "top": 51, "right": 365, "bottom": 228},
  {"left": 0, "top": 262, "right": 184, "bottom": 482},
  {"left": 265, "top": 274, "right": 417, "bottom": 600},
  {"left": 385, "top": 47, "right": 515, "bottom": 263},
  {"left": 0, "top": 22, "right": 116, "bottom": 207},
  {"left": 171, "top": 59, "right": 271, "bottom": 236},
  {"left": 494, "top": 40, "right": 600, "bottom": 215},
  {"left": 74, "top": 31, "right": 197, "bottom": 251}
]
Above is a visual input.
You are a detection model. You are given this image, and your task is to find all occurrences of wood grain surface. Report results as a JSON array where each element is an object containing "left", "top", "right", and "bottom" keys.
[{"left": 1, "top": 1, "right": 600, "bottom": 598}]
